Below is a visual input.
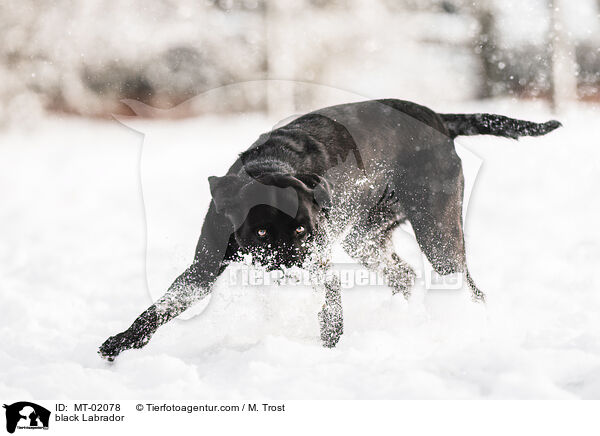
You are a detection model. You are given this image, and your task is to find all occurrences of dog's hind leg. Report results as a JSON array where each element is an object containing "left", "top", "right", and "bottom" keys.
[
  {"left": 342, "top": 203, "right": 416, "bottom": 298},
  {"left": 406, "top": 196, "right": 485, "bottom": 302},
  {"left": 399, "top": 152, "right": 485, "bottom": 302},
  {"left": 465, "top": 268, "right": 485, "bottom": 302}
]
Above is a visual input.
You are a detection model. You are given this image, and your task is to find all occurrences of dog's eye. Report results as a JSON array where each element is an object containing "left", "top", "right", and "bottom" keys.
[
  {"left": 295, "top": 225, "right": 306, "bottom": 235},
  {"left": 257, "top": 229, "right": 268, "bottom": 238}
]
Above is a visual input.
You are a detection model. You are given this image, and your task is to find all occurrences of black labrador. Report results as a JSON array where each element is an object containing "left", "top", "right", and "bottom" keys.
[{"left": 99, "top": 98, "right": 560, "bottom": 360}]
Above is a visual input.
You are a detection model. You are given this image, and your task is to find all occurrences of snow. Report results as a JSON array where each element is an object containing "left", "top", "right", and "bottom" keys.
[
  {"left": 495, "top": 0, "right": 600, "bottom": 46},
  {"left": 1, "top": 100, "right": 600, "bottom": 399}
]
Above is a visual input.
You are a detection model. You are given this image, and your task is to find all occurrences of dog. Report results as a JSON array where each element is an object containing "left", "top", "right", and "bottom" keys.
[{"left": 99, "top": 98, "right": 560, "bottom": 360}]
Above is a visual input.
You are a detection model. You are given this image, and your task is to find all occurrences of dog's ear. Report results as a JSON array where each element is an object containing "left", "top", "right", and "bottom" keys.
[
  {"left": 208, "top": 175, "right": 245, "bottom": 214},
  {"left": 295, "top": 173, "right": 332, "bottom": 211}
]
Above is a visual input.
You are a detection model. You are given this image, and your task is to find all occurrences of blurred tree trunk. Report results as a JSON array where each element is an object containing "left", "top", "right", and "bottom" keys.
[
  {"left": 265, "top": 0, "right": 296, "bottom": 118},
  {"left": 475, "top": 9, "right": 496, "bottom": 99},
  {"left": 548, "top": 0, "right": 578, "bottom": 112},
  {"left": 471, "top": 0, "right": 498, "bottom": 99}
]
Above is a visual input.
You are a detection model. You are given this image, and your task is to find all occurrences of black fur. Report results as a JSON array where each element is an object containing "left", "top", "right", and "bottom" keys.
[
  {"left": 441, "top": 113, "right": 562, "bottom": 139},
  {"left": 99, "top": 98, "right": 560, "bottom": 360}
]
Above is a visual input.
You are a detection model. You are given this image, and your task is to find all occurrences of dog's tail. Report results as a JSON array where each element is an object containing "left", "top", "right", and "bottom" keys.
[{"left": 440, "top": 113, "right": 561, "bottom": 140}]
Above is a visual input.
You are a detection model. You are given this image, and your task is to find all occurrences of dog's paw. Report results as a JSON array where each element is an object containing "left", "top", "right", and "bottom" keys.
[
  {"left": 318, "top": 308, "right": 343, "bottom": 348},
  {"left": 98, "top": 329, "right": 151, "bottom": 361}
]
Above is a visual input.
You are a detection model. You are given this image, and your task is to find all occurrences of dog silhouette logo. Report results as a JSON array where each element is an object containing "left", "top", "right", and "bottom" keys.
[{"left": 3, "top": 402, "right": 50, "bottom": 433}]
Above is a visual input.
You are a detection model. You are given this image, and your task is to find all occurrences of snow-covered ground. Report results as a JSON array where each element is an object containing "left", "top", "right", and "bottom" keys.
[{"left": 1, "top": 99, "right": 599, "bottom": 399}]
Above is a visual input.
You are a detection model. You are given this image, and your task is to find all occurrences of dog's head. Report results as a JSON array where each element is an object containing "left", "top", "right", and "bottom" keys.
[{"left": 208, "top": 172, "right": 331, "bottom": 269}]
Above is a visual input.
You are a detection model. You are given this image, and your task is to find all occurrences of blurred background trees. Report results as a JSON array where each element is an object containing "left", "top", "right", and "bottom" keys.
[{"left": 0, "top": 0, "right": 598, "bottom": 125}]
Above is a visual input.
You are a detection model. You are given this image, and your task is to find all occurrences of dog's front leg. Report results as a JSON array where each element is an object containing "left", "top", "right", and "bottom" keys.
[
  {"left": 98, "top": 264, "right": 208, "bottom": 361},
  {"left": 99, "top": 202, "right": 236, "bottom": 361},
  {"left": 318, "top": 273, "right": 343, "bottom": 348},
  {"left": 309, "top": 222, "right": 344, "bottom": 348}
]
